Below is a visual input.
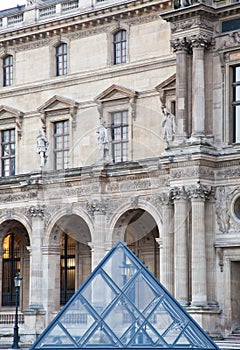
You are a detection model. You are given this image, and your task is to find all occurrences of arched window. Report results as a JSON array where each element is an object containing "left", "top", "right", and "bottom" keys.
[
  {"left": 56, "top": 43, "right": 67, "bottom": 76},
  {"left": 113, "top": 30, "right": 126, "bottom": 65},
  {"left": 2, "top": 233, "right": 21, "bottom": 306},
  {"left": 60, "top": 233, "right": 76, "bottom": 305},
  {"left": 3, "top": 55, "right": 13, "bottom": 86}
]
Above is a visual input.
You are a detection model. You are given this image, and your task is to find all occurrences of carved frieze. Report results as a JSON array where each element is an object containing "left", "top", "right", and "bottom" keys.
[{"left": 171, "top": 166, "right": 214, "bottom": 179}]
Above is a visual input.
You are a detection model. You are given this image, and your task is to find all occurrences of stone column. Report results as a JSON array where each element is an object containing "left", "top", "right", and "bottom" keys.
[
  {"left": 188, "top": 183, "right": 209, "bottom": 307},
  {"left": 158, "top": 192, "right": 174, "bottom": 294},
  {"left": 41, "top": 244, "right": 60, "bottom": 323},
  {"left": 171, "top": 187, "right": 189, "bottom": 306},
  {"left": 87, "top": 199, "right": 106, "bottom": 269},
  {"left": 171, "top": 38, "right": 190, "bottom": 142},
  {"left": 190, "top": 34, "right": 212, "bottom": 140},
  {"left": 205, "top": 188, "right": 218, "bottom": 306},
  {"left": 27, "top": 205, "right": 46, "bottom": 310}
]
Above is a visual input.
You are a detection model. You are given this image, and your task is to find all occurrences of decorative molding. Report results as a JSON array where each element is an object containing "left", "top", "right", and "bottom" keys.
[
  {"left": 27, "top": 205, "right": 46, "bottom": 218},
  {"left": 86, "top": 199, "right": 107, "bottom": 215},
  {"left": 0, "top": 105, "right": 24, "bottom": 139}
]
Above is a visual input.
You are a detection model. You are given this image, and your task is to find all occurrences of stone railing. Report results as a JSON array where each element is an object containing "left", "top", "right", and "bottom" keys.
[{"left": 0, "top": 313, "right": 24, "bottom": 325}]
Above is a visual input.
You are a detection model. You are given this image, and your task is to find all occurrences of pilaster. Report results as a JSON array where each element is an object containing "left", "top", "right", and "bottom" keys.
[{"left": 171, "top": 186, "right": 189, "bottom": 306}]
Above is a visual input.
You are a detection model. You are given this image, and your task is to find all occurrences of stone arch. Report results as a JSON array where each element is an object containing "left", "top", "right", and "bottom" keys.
[
  {"left": 108, "top": 198, "right": 162, "bottom": 243},
  {"left": 0, "top": 212, "right": 31, "bottom": 243},
  {"left": 44, "top": 207, "right": 94, "bottom": 245}
]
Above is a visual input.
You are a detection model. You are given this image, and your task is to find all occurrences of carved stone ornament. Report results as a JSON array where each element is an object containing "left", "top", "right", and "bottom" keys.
[
  {"left": 86, "top": 199, "right": 106, "bottom": 215},
  {"left": 216, "top": 187, "right": 230, "bottom": 234},
  {"left": 170, "top": 186, "right": 187, "bottom": 201},
  {"left": 186, "top": 182, "right": 213, "bottom": 200},
  {"left": 27, "top": 205, "right": 46, "bottom": 218},
  {"left": 130, "top": 196, "right": 139, "bottom": 209},
  {"left": 170, "top": 37, "right": 191, "bottom": 53},
  {"left": 190, "top": 34, "right": 215, "bottom": 49},
  {"left": 158, "top": 192, "right": 173, "bottom": 206}
]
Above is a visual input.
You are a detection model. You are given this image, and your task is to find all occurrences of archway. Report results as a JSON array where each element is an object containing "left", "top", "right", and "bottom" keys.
[
  {"left": 50, "top": 214, "right": 92, "bottom": 305},
  {"left": 1, "top": 220, "right": 30, "bottom": 310},
  {"left": 114, "top": 209, "right": 159, "bottom": 279}
]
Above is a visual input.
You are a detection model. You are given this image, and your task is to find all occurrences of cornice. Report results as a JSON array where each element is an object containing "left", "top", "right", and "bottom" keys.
[
  {"left": 0, "top": 0, "right": 171, "bottom": 47},
  {"left": 161, "top": 2, "right": 240, "bottom": 23}
]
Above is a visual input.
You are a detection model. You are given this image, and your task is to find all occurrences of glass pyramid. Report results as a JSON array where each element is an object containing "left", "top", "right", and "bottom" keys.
[{"left": 30, "top": 241, "right": 220, "bottom": 350}]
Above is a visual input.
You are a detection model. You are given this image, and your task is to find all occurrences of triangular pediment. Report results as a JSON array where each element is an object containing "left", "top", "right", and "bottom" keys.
[
  {"left": 0, "top": 105, "right": 24, "bottom": 119},
  {"left": 155, "top": 73, "right": 176, "bottom": 92},
  {"left": 30, "top": 241, "right": 220, "bottom": 350},
  {"left": 96, "top": 84, "right": 137, "bottom": 103},
  {"left": 38, "top": 95, "right": 79, "bottom": 113}
]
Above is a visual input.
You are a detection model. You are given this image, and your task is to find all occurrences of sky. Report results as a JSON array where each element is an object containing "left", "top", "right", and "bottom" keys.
[{"left": 0, "top": 0, "right": 26, "bottom": 11}]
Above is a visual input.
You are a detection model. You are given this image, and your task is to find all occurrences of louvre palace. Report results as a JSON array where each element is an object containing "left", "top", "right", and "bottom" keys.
[{"left": 0, "top": 0, "right": 239, "bottom": 347}]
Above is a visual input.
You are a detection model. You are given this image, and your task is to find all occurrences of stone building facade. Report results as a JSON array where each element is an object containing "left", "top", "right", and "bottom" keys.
[{"left": 0, "top": 0, "right": 239, "bottom": 346}]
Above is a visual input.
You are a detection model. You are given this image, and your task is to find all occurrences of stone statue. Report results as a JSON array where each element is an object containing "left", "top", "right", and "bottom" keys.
[
  {"left": 97, "top": 119, "right": 110, "bottom": 162},
  {"left": 37, "top": 132, "right": 48, "bottom": 168},
  {"left": 161, "top": 106, "right": 176, "bottom": 145}
]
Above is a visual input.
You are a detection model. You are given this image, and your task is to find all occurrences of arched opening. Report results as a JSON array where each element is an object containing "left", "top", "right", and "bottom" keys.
[
  {"left": 51, "top": 214, "right": 92, "bottom": 305},
  {"left": 115, "top": 209, "right": 159, "bottom": 279},
  {"left": 1, "top": 220, "right": 30, "bottom": 309}
]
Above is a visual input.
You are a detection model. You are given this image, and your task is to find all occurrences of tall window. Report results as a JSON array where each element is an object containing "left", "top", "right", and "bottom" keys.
[
  {"left": 113, "top": 30, "right": 126, "bottom": 65},
  {"left": 60, "top": 233, "right": 75, "bottom": 305},
  {"left": 1, "top": 129, "right": 15, "bottom": 177},
  {"left": 111, "top": 110, "right": 128, "bottom": 162},
  {"left": 2, "top": 233, "right": 21, "bottom": 306},
  {"left": 56, "top": 43, "right": 67, "bottom": 76},
  {"left": 232, "top": 65, "right": 240, "bottom": 143},
  {"left": 53, "top": 120, "right": 69, "bottom": 170},
  {"left": 3, "top": 55, "right": 13, "bottom": 86}
]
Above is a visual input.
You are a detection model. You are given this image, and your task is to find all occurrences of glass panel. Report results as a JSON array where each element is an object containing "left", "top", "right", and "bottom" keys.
[
  {"left": 59, "top": 298, "right": 96, "bottom": 342},
  {"left": 82, "top": 273, "right": 117, "bottom": 313},
  {"left": 235, "top": 86, "right": 240, "bottom": 101},
  {"left": 35, "top": 324, "right": 76, "bottom": 348},
  {"left": 236, "top": 66, "right": 240, "bottom": 82},
  {"left": 235, "top": 105, "right": 240, "bottom": 143}
]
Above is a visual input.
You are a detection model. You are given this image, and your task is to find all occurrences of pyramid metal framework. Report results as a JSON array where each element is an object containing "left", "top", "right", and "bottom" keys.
[{"left": 30, "top": 241, "right": 220, "bottom": 350}]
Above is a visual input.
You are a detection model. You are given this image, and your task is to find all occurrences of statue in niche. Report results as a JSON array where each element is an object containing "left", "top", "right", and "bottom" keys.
[
  {"left": 36, "top": 132, "right": 48, "bottom": 168},
  {"left": 161, "top": 106, "right": 176, "bottom": 146},
  {"left": 97, "top": 119, "right": 110, "bottom": 163}
]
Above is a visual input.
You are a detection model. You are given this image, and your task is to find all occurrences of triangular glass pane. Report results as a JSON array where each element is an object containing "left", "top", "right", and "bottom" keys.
[
  {"left": 105, "top": 296, "right": 140, "bottom": 338},
  {"left": 84, "top": 325, "right": 118, "bottom": 346},
  {"left": 102, "top": 245, "right": 139, "bottom": 289},
  {"left": 82, "top": 273, "right": 118, "bottom": 314},
  {"left": 59, "top": 297, "right": 96, "bottom": 342},
  {"left": 181, "top": 323, "right": 217, "bottom": 349},
  {"left": 34, "top": 323, "right": 77, "bottom": 348},
  {"left": 125, "top": 273, "right": 161, "bottom": 312}
]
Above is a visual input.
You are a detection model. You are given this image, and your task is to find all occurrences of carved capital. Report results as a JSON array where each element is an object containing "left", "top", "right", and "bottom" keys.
[
  {"left": 170, "top": 37, "right": 191, "bottom": 53},
  {"left": 190, "top": 34, "right": 214, "bottom": 49},
  {"left": 187, "top": 183, "right": 212, "bottom": 200},
  {"left": 170, "top": 186, "right": 187, "bottom": 201},
  {"left": 27, "top": 205, "right": 46, "bottom": 218}
]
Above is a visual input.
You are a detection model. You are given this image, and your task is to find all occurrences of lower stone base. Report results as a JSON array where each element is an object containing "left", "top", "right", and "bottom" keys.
[{"left": 187, "top": 307, "right": 223, "bottom": 339}]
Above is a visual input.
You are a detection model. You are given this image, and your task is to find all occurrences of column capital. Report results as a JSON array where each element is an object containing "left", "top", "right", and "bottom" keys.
[
  {"left": 187, "top": 183, "right": 213, "bottom": 200},
  {"left": 170, "top": 37, "right": 191, "bottom": 53},
  {"left": 170, "top": 186, "right": 188, "bottom": 201},
  {"left": 190, "top": 34, "right": 214, "bottom": 50}
]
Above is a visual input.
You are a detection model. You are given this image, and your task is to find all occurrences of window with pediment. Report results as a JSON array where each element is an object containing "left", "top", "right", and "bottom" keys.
[
  {"left": 38, "top": 95, "right": 78, "bottom": 170},
  {"left": 95, "top": 85, "right": 137, "bottom": 164},
  {"left": 0, "top": 106, "right": 23, "bottom": 177}
]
